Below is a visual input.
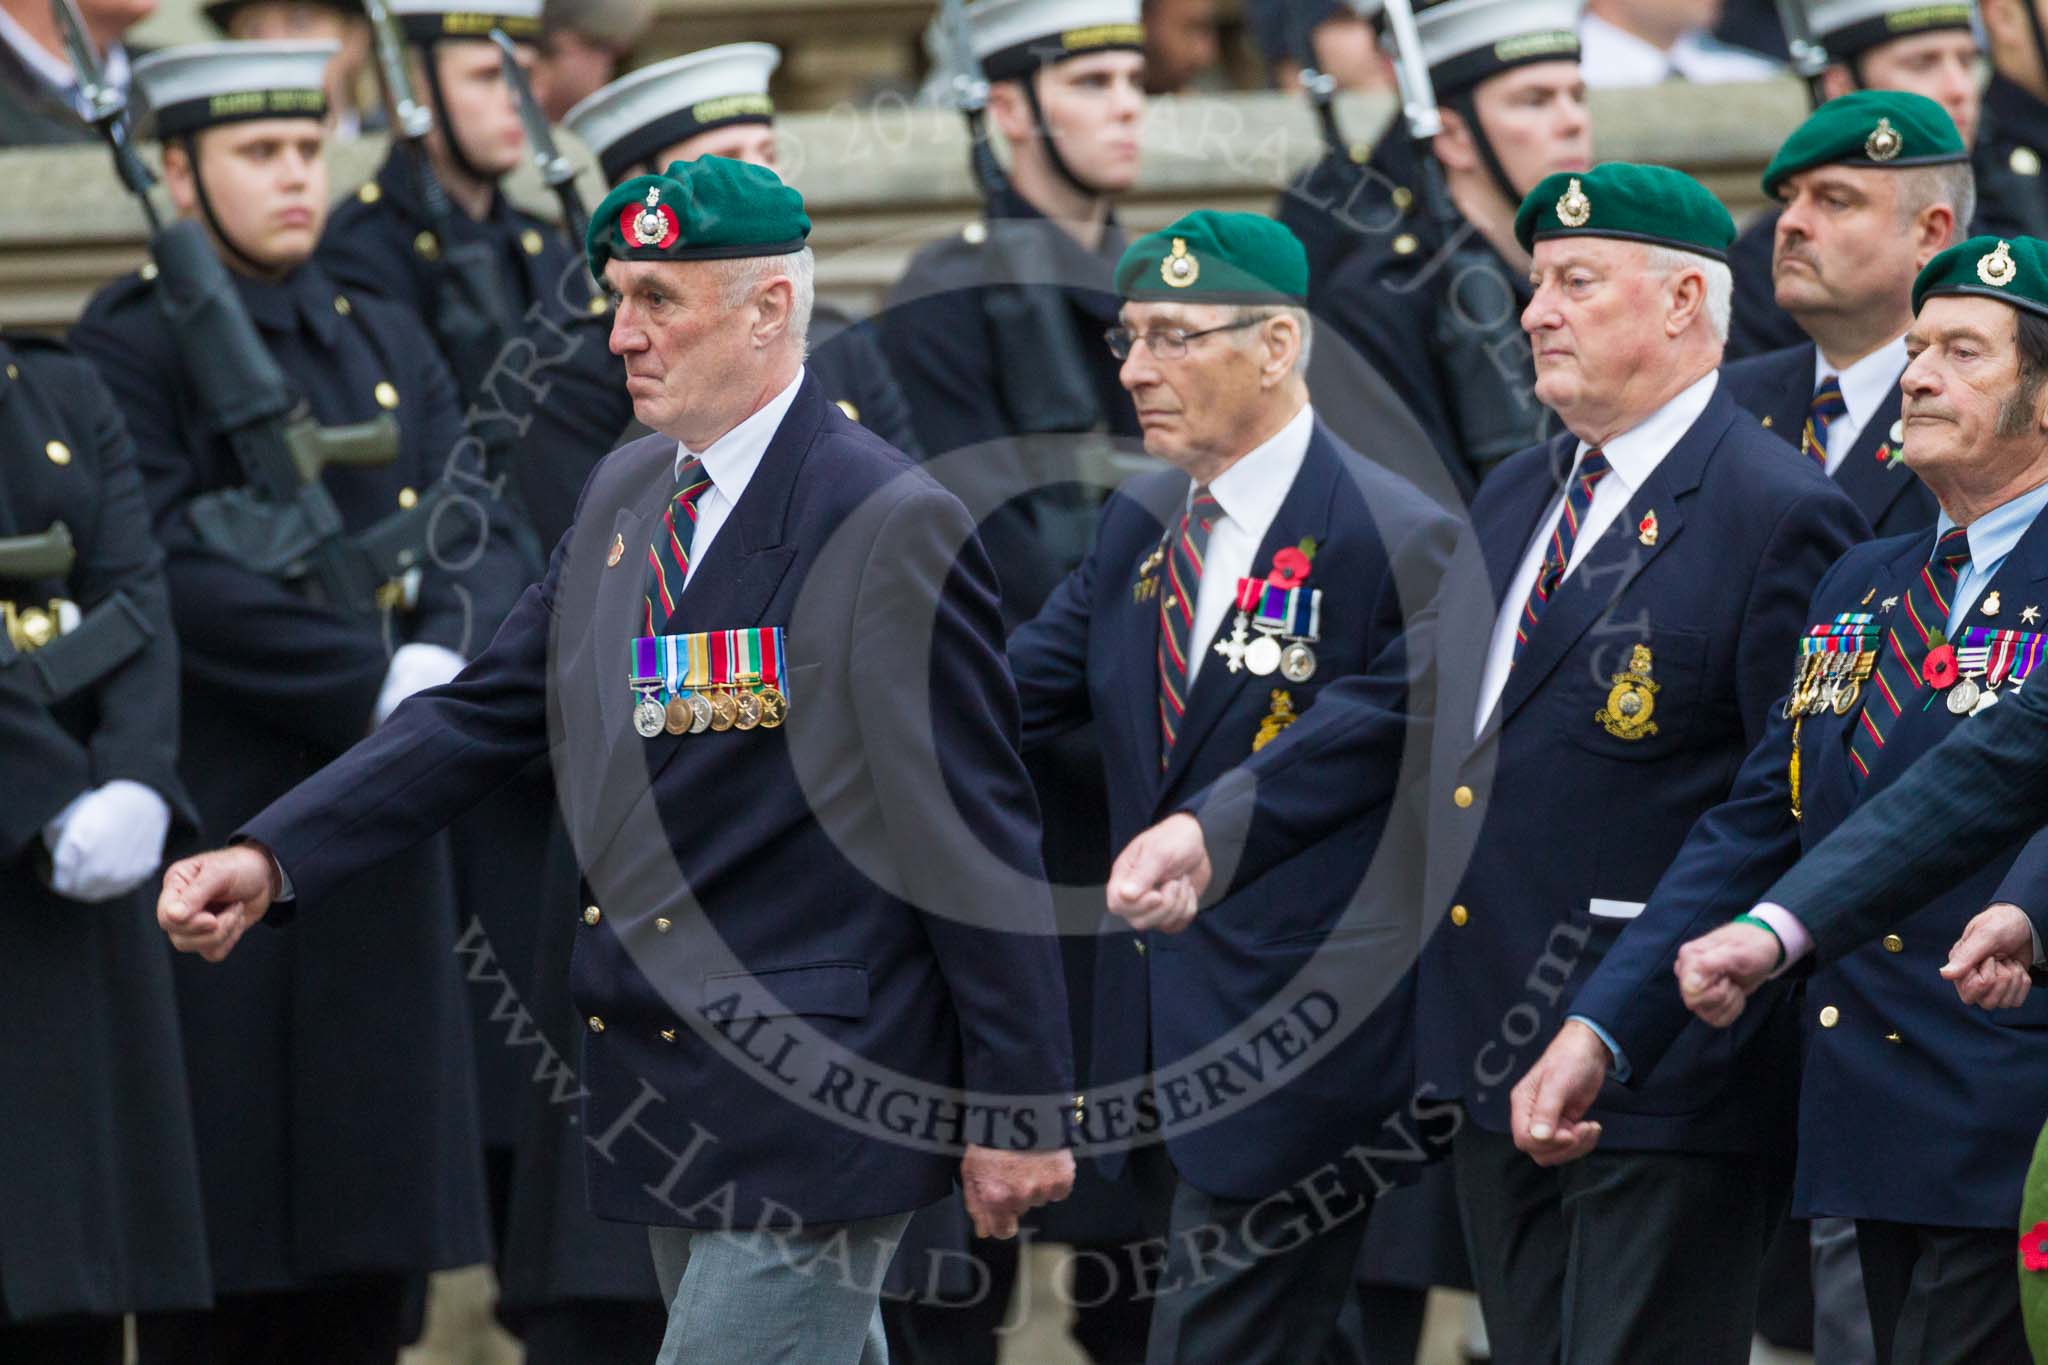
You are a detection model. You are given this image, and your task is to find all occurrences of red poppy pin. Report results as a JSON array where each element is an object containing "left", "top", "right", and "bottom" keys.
[
  {"left": 1923, "top": 639, "right": 1959, "bottom": 689},
  {"left": 1266, "top": 546, "right": 1313, "bottom": 589},
  {"left": 623, "top": 188, "right": 681, "bottom": 250},
  {"left": 2022, "top": 1221, "right": 2048, "bottom": 1271}
]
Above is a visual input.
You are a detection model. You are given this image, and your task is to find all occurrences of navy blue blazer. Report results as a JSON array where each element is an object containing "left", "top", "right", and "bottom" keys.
[
  {"left": 1199, "top": 379, "right": 1868, "bottom": 1153},
  {"left": 243, "top": 376, "right": 1076, "bottom": 1230},
  {"left": 1008, "top": 420, "right": 1458, "bottom": 1201},
  {"left": 1721, "top": 341, "right": 1938, "bottom": 540},
  {"left": 1578, "top": 516, "right": 2048, "bottom": 1228}
]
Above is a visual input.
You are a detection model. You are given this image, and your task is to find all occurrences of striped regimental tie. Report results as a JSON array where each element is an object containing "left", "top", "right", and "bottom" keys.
[
  {"left": 643, "top": 456, "right": 712, "bottom": 636},
  {"left": 1803, "top": 375, "right": 1848, "bottom": 467},
  {"left": 1511, "top": 449, "right": 1611, "bottom": 668},
  {"left": 1156, "top": 486, "right": 1221, "bottom": 769},
  {"left": 1847, "top": 526, "right": 1973, "bottom": 781}
]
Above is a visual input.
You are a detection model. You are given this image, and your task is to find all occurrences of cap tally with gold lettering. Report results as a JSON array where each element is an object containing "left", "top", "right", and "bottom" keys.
[
  {"left": 1115, "top": 210, "right": 1309, "bottom": 304},
  {"left": 1912, "top": 235, "right": 2048, "bottom": 320},
  {"left": 1801, "top": 0, "right": 1973, "bottom": 61},
  {"left": 565, "top": 42, "right": 779, "bottom": 185},
  {"left": 586, "top": 154, "right": 811, "bottom": 282},
  {"left": 1366, "top": 0, "right": 1581, "bottom": 99},
  {"left": 1515, "top": 161, "right": 1738, "bottom": 262},
  {"left": 132, "top": 40, "right": 336, "bottom": 139},
  {"left": 386, "top": 0, "right": 540, "bottom": 46},
  {"left": 967, "top": 0, "right": 1143, "bottom": 82}
]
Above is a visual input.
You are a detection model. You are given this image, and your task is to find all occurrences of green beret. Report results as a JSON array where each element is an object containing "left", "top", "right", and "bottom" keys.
[
  {"left": 1114, "top": 210, "right": 1308, "bottom": 304},
  {"left": 1912, "top": 235, "right": 2048, "bottom": 321},
  {"left": 1762, "top": 90, "right": 1967, "bottom": 199},
  {"left": 1514, "top": 162, "right": 1736, "bottom": 263},
  {"left": 2018, "top": 1115, "right": 2048, "bottom": 1356},
  {"left": 585, "top": 155, "right": 809, "bottom": 283}
]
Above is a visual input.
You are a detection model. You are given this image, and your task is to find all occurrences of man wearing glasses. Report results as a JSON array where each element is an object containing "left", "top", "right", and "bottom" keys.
[{"left": 1006, "top": 209, "right": 1458, "bottom": 1363}]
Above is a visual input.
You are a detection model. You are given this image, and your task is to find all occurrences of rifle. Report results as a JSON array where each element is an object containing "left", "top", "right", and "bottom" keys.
[
  {"left": 1774, "top": 0, "right": 1829, "bottom": 110},
  {"left": 935, "top": 0, "right": 1102, "bottom": 437},
  {"left": 362, "top": 0, "right": 518, "bottom": 408},
  {"left": 1378, "top": 0, "right": 1554, "bottom": 492},
  {"left": 492, "top": 27, "right": 588, "bottom": 245},
  {"left": 56, "top": 0, "right": 450, "bottom": 621}
]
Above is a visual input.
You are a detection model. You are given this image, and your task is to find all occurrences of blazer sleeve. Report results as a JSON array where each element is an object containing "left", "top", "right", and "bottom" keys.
[
  {"left": 1190, "top": 498, "right": 1457, "bottom": 890},
  {"left": 848, "top": 484, "right": 1076, "bottom": 1137},
  {"left": 1005, "top": 524, "right": 1103, "bottom": 749},
  {"left": 1988, "top": 828, "right": 2048, "bottom": 955},
  {"left": 1768, "top": 669, "right": 2048, "bottom": 965}
]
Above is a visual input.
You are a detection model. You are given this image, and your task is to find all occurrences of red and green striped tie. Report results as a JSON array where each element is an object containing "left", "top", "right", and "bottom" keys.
[
  {"left": 1847, "top": 526, "right": 1973, "bottom": 781},
  {"left": 643, "top": 457, "right": 712, "bottom": 636},
  {"left": 1512, "top": 449, "right": 1610, "bottom": 668},
  {"left": 1803, "top": 375, "right": 1847, "bottom": 467},
  {"left": 1157, "top": 486, "right": 1221, "bottom": 768}
]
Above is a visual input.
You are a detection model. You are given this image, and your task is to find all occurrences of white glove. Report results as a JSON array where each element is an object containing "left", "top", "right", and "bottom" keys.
[
  {"left": 43, "top": 779, "right": 173, "bottom": 903},
  {"left": 374, "top": 642, "right": 468, "bottom": 726}
]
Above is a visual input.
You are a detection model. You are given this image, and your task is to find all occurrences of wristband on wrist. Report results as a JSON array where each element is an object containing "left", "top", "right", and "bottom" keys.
[{"left": 1732, "top": 912, "right": 1786, "bottom": 969}]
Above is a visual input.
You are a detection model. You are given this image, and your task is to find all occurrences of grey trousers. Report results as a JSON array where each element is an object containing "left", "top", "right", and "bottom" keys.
[{"left": 649, "top": 1211, "right": 914, "bottom": 1365}]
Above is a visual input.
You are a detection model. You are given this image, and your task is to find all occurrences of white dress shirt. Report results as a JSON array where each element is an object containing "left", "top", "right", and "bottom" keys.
[
  {"left": 1813, "top": 335, "right": 1907, "bottom": 475},
  {"left": 1578, "top": 12, "right": 1782, "bottom": 88},
  {"left": 1473, "top": 371, "right": 1721, "bottom": 735},
  {"left": 1181, "top": 403, "right": 1315, "bottom": 688},
  {"left": 672, "top": 367, "right": 805, "bottom": 588}
]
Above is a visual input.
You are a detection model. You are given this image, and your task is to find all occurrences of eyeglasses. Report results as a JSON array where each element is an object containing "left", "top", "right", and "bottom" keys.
[{"left": 1104, "top": 315, "right": 1271, "bottom": 361}]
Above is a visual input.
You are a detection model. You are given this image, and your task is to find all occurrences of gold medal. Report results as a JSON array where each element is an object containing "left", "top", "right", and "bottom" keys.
[
  {"left": 735, "top": 691, "right": 762, "bottom": 731},
  {"left": 709, "top": 690, "right": 738, "bottom": 732},
  {"left": 688, "top": 692, "right": 714, "bottom": 733},
  {"left": 665, "top": 696, "right": 692, "bottom": 735},
  {"left": 758, "top": 687, "right": 788, "bottom": 728}
]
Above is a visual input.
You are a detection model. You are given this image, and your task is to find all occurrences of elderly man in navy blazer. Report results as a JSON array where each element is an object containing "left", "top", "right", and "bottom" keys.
[
  {"left": 1007, "top": 210, "right": 1458, "bottom": 1364},
  {"left": 1571, "top": 235, "right": 2048, "bottom": 1363},
  {"left": 1722, "top": 91, "right": 1970, "bottom": 541},
  {"left": 1110, "top": 164, "right": 1868, "bottom": 1362},
  {"left": 153, "top": 155, "right": 1077, "bottom": 1365}
]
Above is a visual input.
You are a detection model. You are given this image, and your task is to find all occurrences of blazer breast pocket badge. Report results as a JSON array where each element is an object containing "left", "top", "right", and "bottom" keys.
[{"left": 1594, "top": 643, "right": 1659, "bottom": 740}]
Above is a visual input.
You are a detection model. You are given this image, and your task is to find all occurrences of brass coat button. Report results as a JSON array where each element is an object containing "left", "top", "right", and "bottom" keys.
[
  {"left": 655, "top": 917, "right": 672, "bottom": 933},
  {"left": 1819, "top": 1005, "right": 1840, "bottom": 1028},
  {"left": 1760, "top": 415, "right": 1774, "bottom": 429},
  {"left": 587, "top": 1016, "right": 605, "bottom": 1033},
  {"left": 588, "top": 294, "right": 609, "bottom": 315},
  {"left": 397, "top": 487, "right": 418, "bottom": 509},
  {"left": 2015, "top": 146, "right": 2042, "bottom": 177},
  {"left": 374, "top": 381, "right": 399, "bottom": 410},
  {"left": 521, "top": 229, "right": 544, "bottom": 256},
  {"left": 45, "top": 440, "right": 70, "bottom": 465},
  {"left": 358, "top": 180, "right": 383, "bottom": 204},
  {"left": 4, "top": 364, "right": 16, "bottom": 380},
  {"left": 1450, "top": 904, "right": 1469, "bottom": 927},
  {"left": 1453, "top": 785, "right": 1474, "bottom": 808},
  {"left": 139, "top": 261, "right": 159, "bottom": 282},
  {"left": 414, "top": 230, "right": 439, "bottom": 259},
  {"left": 334, "top": 294, "right": 352, "bottom": 316},
  {"left": 1882, "top": 934, "right": 1903, "bottom": 953},
  {"left": 582, "top": 905, "right": 601, "bottom": 926},
  {"left": 1393, "top": 233, "right": 1418, "bottom": 257},
  {"left": 961, "top": 221, "right": 988, "bottom": 245}
]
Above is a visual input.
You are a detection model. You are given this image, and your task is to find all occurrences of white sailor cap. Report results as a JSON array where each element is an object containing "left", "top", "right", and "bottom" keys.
[
  {"left": 385, "top": 0, "right": 542, "bottom": 45},
  {"left": 1800, "top": 0, "right": 1974, "bottom": 60},
  {"left": 565, "top": 42, "right": 779, "bottom": 183},
  {"left": 1376, "top": 0, "right": 1580, "bottom": 98},
  {"left": 966, "top": 0, "right": 1144, "bottom": 83},
  {"left": 134, "top": 40, "right": 336, "bottom": 139}
]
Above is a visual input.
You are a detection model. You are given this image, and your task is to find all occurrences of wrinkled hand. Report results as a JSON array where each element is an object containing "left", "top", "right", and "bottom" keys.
[
  {"left": 960, "top": 1144, "right": 1075, "bottom": 1239},
  {"left": 1106, "top": 813, "right": 1211, "bottom": 933},
  {"left": 1675, "top": 921, "right": 1781, "bottom": 1027},
  {"left": 1510, "top": 1020, "right": 1609, "bottom": 1166},
  {"left": 158, "top": 844, "right": 279, "bottom": 962},
  {"left": 45, "top": 779, "right": 172, "bottom": 903},
  {"left": 1940, "top": 903, "right": 2037, "bottom": 1010}
]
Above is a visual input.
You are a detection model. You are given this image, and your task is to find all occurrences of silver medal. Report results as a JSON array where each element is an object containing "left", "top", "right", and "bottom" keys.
[
  {"left": 1245, "top": 634, "right": 1283, "bottom": 677},
  {"left": 633, "top": 696, "right": 666, "bottom": 738},
  {"left": 1947, "top": 678, "right": 1981, "bottom": 715},
  {"left": 1280, "top": 641, "right": 1318, "bottom": 683},
  {"left": 1971, "top": 688, "right": 2001, "bottom": 716},
  {"left": 687, "top": 692, "right": 715, "bottom": 734}
]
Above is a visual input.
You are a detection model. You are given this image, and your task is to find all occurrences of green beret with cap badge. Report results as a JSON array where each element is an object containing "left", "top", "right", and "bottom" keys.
[
  {"left": 585, "top": 155, "right": 810, "bottom": 283},
  {"left": 1912, "top": 235, "right": 2048, "bottom": 321},
  {"left": 1514, "top": 162, "right": 1736, "bottom": 262},
  {"left": 1114, "top": 210, "right": 1308, "bottom": 304},
  {"left": 1762, "top": 89, "right": 1967, "bottom": 200}
]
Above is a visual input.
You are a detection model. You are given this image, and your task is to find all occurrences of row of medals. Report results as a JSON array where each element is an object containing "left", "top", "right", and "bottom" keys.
[
  {"left": 1785, "top": 648, "right": 1877, "bottom": 720},
  {"left": 1225, "top": 617, "right": 1319, "bottom": 683},
  {"left": 634, "top": 684, "right": 787, "bottom": 738}
]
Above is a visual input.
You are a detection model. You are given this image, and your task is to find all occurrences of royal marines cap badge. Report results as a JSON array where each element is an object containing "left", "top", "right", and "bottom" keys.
[
  {"left": 1556, "top": 177, "right": 1592, "bottom": 228},
  {"left": 1979, "top": 239, "right": 2019, "bottom": 288},
  {"left": 1864, "top": 115, "right": 1902, "bottom": 161},
  {"left": 1595, "top": 643, "right": 1659, "bottom": 740},
  {"left": 628, "top": 187, "right": 681, "bottom": 249},
  {"left": 1161, "top": 237, "right": 1200, "bottom": 289}
]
